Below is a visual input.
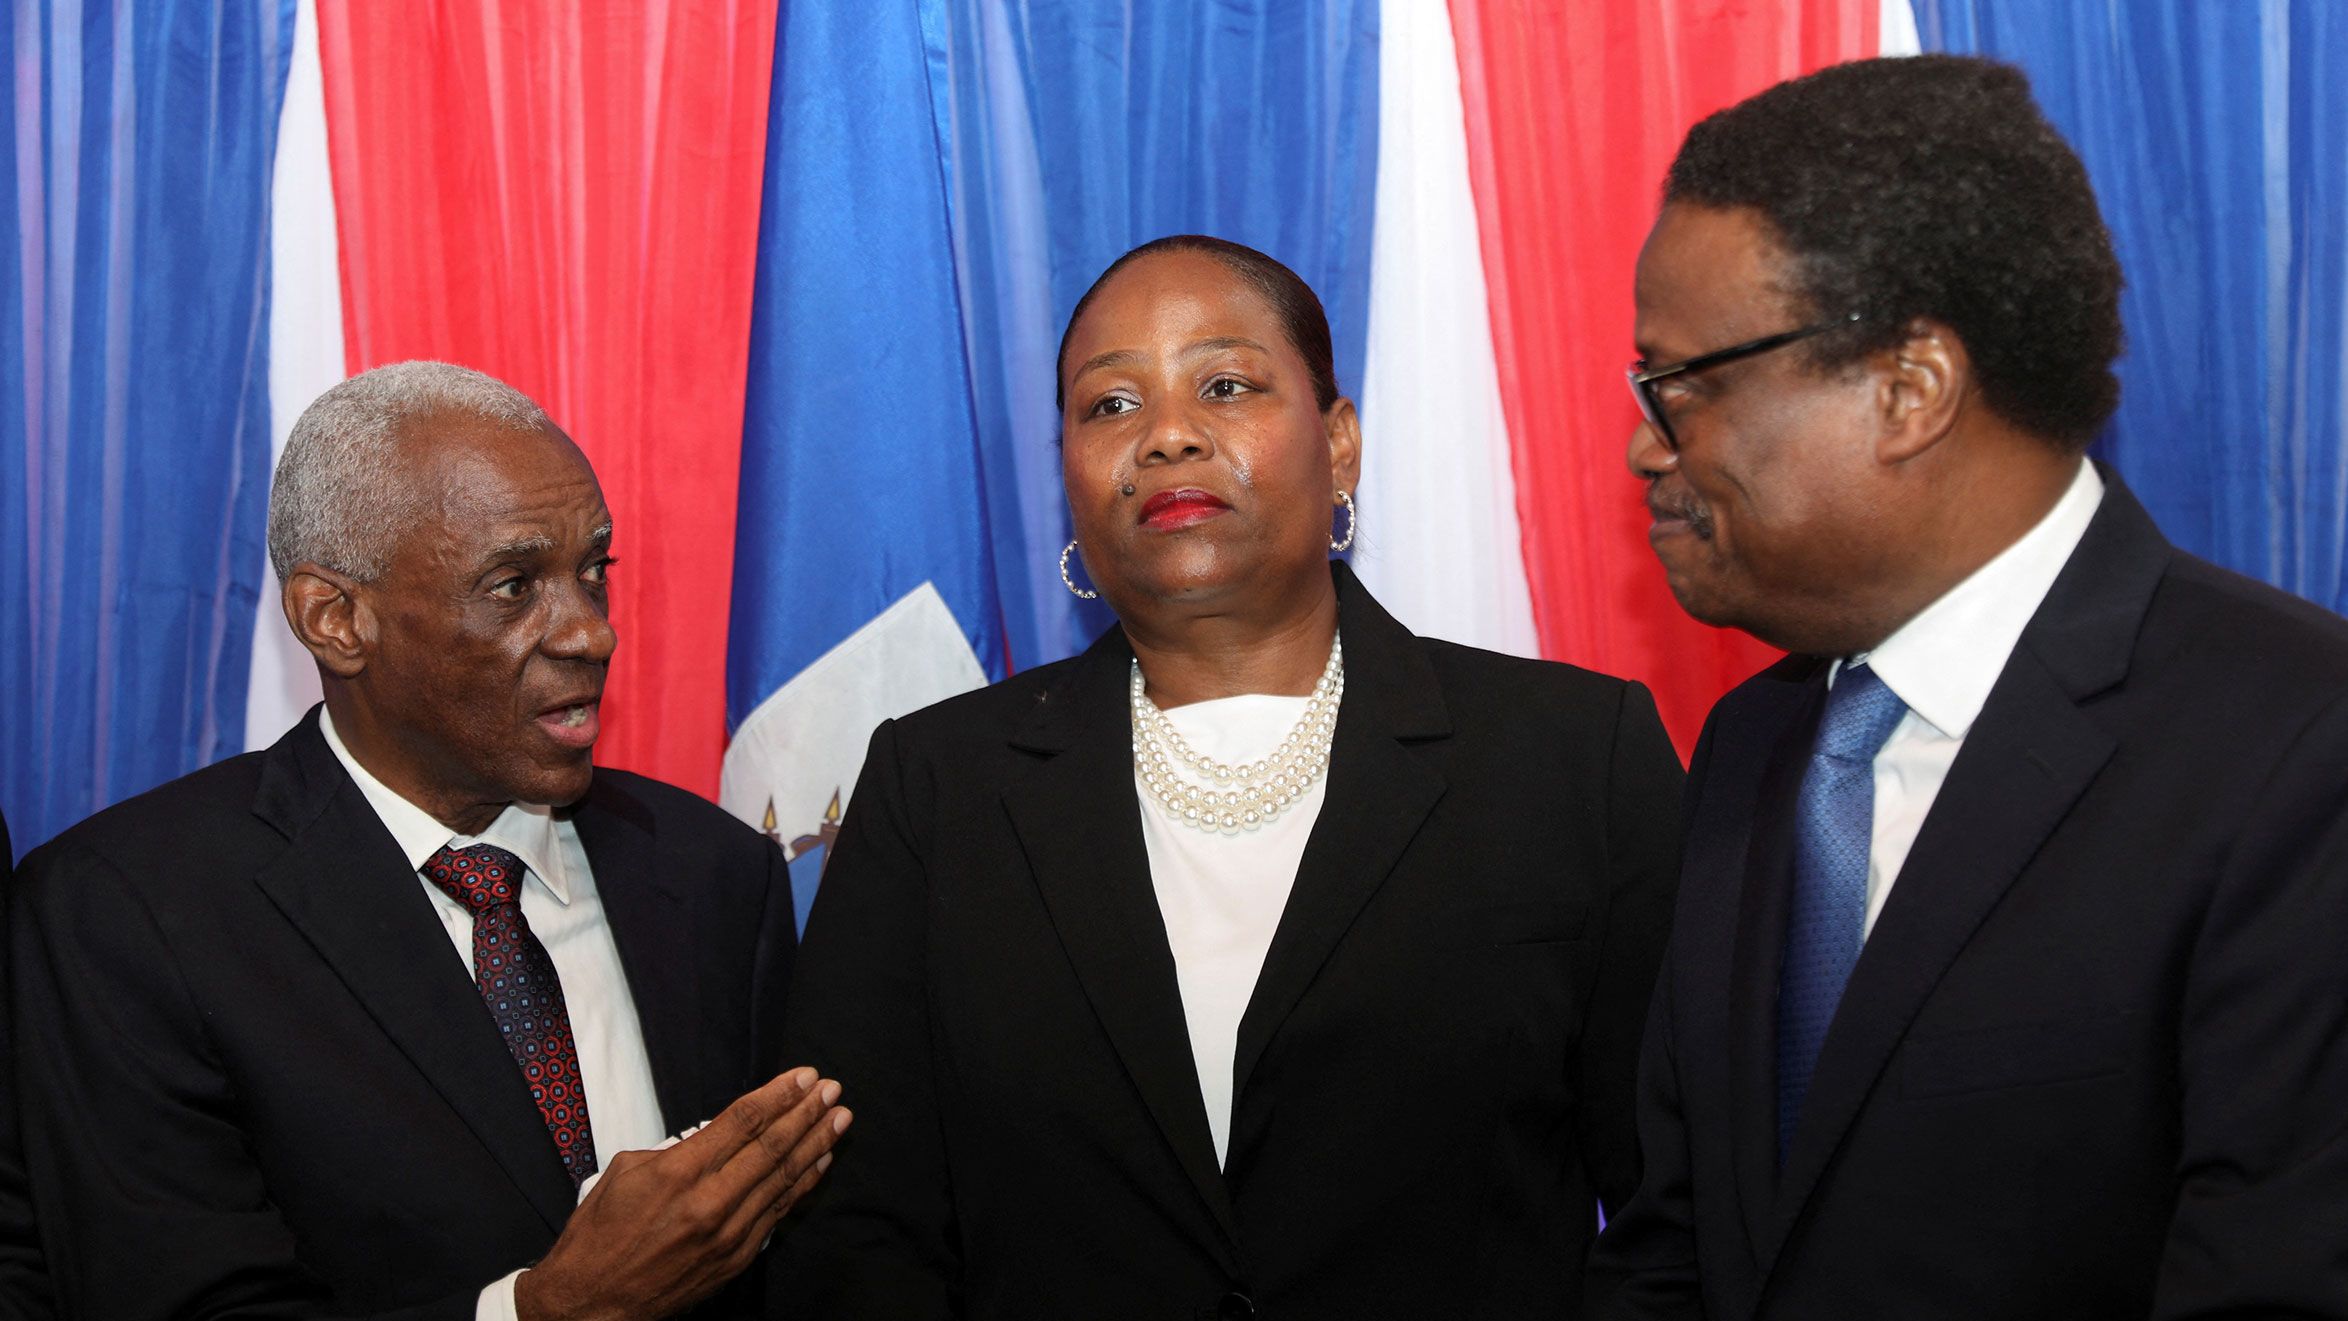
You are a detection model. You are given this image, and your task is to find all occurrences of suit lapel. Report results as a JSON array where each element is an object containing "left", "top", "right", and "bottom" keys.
[
  {"left": 1764, "top": 653, "right": 2113, "bottom": 1263},
  {"left": 1000, "top": 633, "right": 1240, "bottom": 1245},
  {"left": 1719, "top": 667, "right": 1824, "bottom": 1258},
  {"left": 249, "top": 714, "right": 575, "bottom": 1232},
  {"left": 1760, "top": 473, "right": 2165, "bottom": 1269},
  {"left": 571, "top": 781, "right": 699, "bottom": 1136},
  {"left": 1231, "top": 570, "right": 1449, "bottom": 1104}
]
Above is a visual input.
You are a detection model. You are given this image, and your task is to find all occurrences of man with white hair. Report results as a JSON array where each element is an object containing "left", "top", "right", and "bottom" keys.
[{"left": 11, "top": 362, "right": 845, "bottom": 1320}]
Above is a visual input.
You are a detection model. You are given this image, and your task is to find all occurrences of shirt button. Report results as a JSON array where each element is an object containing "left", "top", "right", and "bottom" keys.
[{"left": 1217, "top": 1291, "right": 1256, "bottom": 1320}]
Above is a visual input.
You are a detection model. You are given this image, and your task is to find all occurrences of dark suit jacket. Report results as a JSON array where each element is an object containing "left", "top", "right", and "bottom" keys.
[
  {"left": 0, "top": 806, "right": 51, "bottom": 1321},
  {"left": 1590, "top": 477, "right": 2348, "bottom": 1319},
  {"left": 8, "top": 711, "right": 797, "bottom": 1320},
  {"left": 777, "top": 564, "right": 1684, "bottom": 1320}
]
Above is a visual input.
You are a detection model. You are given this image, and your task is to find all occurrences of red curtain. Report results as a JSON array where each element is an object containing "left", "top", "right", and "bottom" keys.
[
  {"left": 315, "top": 2, "right": 779, "bottom": 795},
  {"left": 1449, "top": 0, "right": 1878, "bottom": 754}
]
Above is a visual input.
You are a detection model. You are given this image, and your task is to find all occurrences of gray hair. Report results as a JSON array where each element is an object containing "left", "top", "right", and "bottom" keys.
[{"left": 266, "top": 361, "right": 554, "bottom": 583}]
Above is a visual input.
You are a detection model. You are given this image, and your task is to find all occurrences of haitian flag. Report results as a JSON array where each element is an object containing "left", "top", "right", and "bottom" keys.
[{"left": 10, "top": 0, "right": 2346, "bottom": 913}]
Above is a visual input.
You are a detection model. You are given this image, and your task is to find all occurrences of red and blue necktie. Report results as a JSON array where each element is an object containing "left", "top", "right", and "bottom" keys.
[{"left": 423, "top": 842, "right": 599, "bottom": 1185}]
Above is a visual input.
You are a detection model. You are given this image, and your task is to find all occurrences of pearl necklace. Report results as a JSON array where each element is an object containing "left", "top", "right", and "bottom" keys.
[{"left": 1130, "top": 634, "right": 1344, "bottom": 834}]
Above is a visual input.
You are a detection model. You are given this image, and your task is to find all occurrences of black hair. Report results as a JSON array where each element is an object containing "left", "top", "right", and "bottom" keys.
[
  {"left": 1666, "top": 54, "right": 2124, "bottom": 451},
  {"left": 1055, "top": 235, "right": 1341, "bottom": 413}
]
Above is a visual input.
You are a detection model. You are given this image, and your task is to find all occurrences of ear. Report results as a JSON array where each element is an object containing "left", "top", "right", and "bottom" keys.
[
  {"left": 282, "top": 566, "right": 372, "bottom": 680},
  {"left": 1875, "top": 317, "right": 1968, "bottom": 465},
  {"left": 1323, "top": 395, "right": 1363, "bottom": 496}
]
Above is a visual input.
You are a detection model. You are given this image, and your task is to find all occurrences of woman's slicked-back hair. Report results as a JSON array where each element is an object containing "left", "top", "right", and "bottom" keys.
[
  {"left": 1055, "top": 235, "right": 1341, "bottom": 413},
  {"left": 1666, "top": 54, "right": 2125, "bottom": 452}
]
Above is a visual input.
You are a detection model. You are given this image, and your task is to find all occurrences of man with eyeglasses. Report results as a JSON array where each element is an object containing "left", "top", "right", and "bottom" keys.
[{"left": 1591, "top": 55, "right": 2348, "bottom": 1320}]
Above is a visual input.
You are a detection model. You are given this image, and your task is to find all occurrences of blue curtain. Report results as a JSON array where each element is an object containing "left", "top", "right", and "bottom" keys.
[
  {"left": 1, "top": 0, "right": 296, "bottom": 861},
  {"left": 728, "top": 0, "right": 1381, "bottom": 725},
  {"left": 928, "top": 0, "right": 1378, "bottom": 672},
  {"left": 18, "top": 1, "right": 2341, "bottom": 864},
  {"left": 1920, "top": 1, "right": 2348, "bottom": 611},
  {"left": 726, "top": 0, "right": 1009, "bottom": 723}
]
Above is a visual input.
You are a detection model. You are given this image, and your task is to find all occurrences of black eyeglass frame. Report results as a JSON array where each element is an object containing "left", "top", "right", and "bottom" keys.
[{"left": 1627, "top": 311, "right": 1862, "bottom": 452}]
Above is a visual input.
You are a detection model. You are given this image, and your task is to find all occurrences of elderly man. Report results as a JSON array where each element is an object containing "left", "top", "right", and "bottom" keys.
[
  {"left": 11, "top": 363, "right": 844, "bottom": 1319},
  {"left": 1592, "top": 56, "right": 2348, "bottom": 1318}
]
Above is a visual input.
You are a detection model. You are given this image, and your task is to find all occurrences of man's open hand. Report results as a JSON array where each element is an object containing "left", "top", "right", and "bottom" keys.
[{"left": 515, "top": 1066, "right": 852, "bottom": 1321}]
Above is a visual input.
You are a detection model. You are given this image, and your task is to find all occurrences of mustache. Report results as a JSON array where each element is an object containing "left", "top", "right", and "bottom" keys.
[{"left": 1646, "top": 487, "right": 1715, "bottom": 540}]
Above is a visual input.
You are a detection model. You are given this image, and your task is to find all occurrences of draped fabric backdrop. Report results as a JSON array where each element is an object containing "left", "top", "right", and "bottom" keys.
[
  {"left": 1436, "top": 1, "right": 1882, "bottom": 739},
  {"left": 315, "top": 2, "right": 780, "bottom": 801},
  {"left": 1919, "top": 1, "right": 2348, "bottom": 611},
  {"left": 5, "top": 1, "right": 2344, "bottom": 892},
  {"left": 4, "top": 0, "right": 292, "bottom": 855}
]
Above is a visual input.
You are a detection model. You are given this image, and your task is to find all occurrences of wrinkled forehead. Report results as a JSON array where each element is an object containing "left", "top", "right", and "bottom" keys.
[
  {"left": 395, "top": 416, "right": 608, "bottom": 549},
  {"left": 406, "top": 410, "right": 588, "bottom": 484}
]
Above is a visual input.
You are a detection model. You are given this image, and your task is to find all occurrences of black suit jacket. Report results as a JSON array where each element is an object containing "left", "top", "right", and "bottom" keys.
[
  {"left": 0, "top": 806, "right": 49, "bottom": 1321},
  {"left": 1591, "top": 476, "right": 2348, "bottom": 1318},
  {"left": 8, "top": 711, "right": 797, "bottom": 1320},
  {"left": 777, "top": 564, "right": 1684, "bottom": 1320}
]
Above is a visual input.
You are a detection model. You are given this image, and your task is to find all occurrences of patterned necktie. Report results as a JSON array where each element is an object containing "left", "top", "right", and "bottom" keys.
[
  {"left": 1777, "top": 663, "right": 1907, "bottom": 1164},
  {"left": 422, "top": 842, "right": 599, "bottom": 1185}
]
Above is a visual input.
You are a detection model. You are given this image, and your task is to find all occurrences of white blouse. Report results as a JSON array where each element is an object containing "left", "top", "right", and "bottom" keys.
[{"left": 1134, "top": 692, "right": 1330, "bottom": 1167}]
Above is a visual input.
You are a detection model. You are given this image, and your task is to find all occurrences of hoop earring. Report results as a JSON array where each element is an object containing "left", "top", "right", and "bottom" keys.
[
  {"left": 1059, "top": 540, "right": 1099, "bottom": 599},
  {"left": 1330, "top": 490, "right": 1357, "bottom": 553}
]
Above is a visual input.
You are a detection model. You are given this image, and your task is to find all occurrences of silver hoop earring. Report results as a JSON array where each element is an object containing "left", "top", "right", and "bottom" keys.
[
  {"left": 1059, "top": 540, "right": 1099, "bottom": 599},
  {"left": 1330, "top": 490, "right": 1357, "bottom": 553}
]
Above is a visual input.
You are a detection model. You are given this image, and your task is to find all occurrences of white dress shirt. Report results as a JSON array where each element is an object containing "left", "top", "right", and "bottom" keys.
[
  {"left": 1837, "top": 458, "right": 2104, "bottom": 938},
  {"left": 1135, "top": 691, "right": 1330, "bottom": 1168},
  {"left": 318, "top": 711, "right": 667, "bottom": 1320}
]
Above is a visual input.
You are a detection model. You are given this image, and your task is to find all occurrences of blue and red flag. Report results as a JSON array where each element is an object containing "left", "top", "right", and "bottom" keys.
[{"left": 7, "top": 0, "right": 2345, "bottom": 894}]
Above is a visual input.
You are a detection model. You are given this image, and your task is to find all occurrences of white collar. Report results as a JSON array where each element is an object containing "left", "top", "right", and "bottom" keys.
[
  {"left": 317, "top": 707, "right": 573, "bottom": 905},
  {"left": 1843, "top": 459, "right": 2104, "bottom": 738}
]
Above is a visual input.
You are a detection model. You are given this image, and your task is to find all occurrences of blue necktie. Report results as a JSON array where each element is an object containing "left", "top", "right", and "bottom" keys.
[{"left": 1777, "top": 663, "right": 1907, "bottom": 1163}]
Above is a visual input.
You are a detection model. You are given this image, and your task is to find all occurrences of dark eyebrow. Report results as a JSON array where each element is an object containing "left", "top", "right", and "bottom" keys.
[{"left": 1071, "top": 336, "right": 1273, "bottom": 386}]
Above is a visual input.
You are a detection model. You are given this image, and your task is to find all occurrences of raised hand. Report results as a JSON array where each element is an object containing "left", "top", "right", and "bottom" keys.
[{"left": 515, "top": 1067, "right": 852, "bottom": 1321}]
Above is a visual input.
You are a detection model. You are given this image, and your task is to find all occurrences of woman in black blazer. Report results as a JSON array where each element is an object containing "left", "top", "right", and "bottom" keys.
[{"left": 778, "top": 236, "right": 1683, "bottom": 1320}]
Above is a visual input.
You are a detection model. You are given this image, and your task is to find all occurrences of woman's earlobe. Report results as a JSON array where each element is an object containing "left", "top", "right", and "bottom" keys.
[{"left": 1325, "top": 396, "right": 1364, "bottom": 487}]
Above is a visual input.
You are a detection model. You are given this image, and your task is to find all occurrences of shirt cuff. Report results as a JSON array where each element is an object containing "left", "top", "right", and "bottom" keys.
[{"left": 477, "top": 1268, "right": 526, "bottom": 1321}]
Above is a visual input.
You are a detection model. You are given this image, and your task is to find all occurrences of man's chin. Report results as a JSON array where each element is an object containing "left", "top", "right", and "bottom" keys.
[
  {"left": 1668, "top": 589, "right": 1818, "bottom": 654},
  {"left": 518, "top": 759, "right": 595, "bottom": 810},
  {"left": 1659, "top": 569, "right": 1749, "bottom": 636},
  {"left": 1664, "top": 585, "right": 1721, "bottom": 628}
]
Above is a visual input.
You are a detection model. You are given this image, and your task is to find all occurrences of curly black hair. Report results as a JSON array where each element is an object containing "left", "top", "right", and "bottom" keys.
[
  {"left": 1055, "top": 235, "right": 1340, "bottom": 414},
  {"left": 1666, "top": 54, "right": 2123, "bottom": 451}
]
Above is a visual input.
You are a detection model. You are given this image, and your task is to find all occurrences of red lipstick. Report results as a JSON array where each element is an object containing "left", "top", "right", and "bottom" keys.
[{"left": 1138, "top": 488, "right": 1230, "bottom": 531}]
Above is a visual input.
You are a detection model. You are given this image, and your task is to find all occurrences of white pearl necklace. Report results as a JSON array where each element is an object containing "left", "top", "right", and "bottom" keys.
[{"left": 1130, "top": 634, "right": 1343, "bottom": 834}]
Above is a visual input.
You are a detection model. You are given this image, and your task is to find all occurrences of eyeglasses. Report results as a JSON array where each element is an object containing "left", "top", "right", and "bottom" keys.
[{"left": 1626, "top": 312, "right": 1861, "bottom": 452}]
